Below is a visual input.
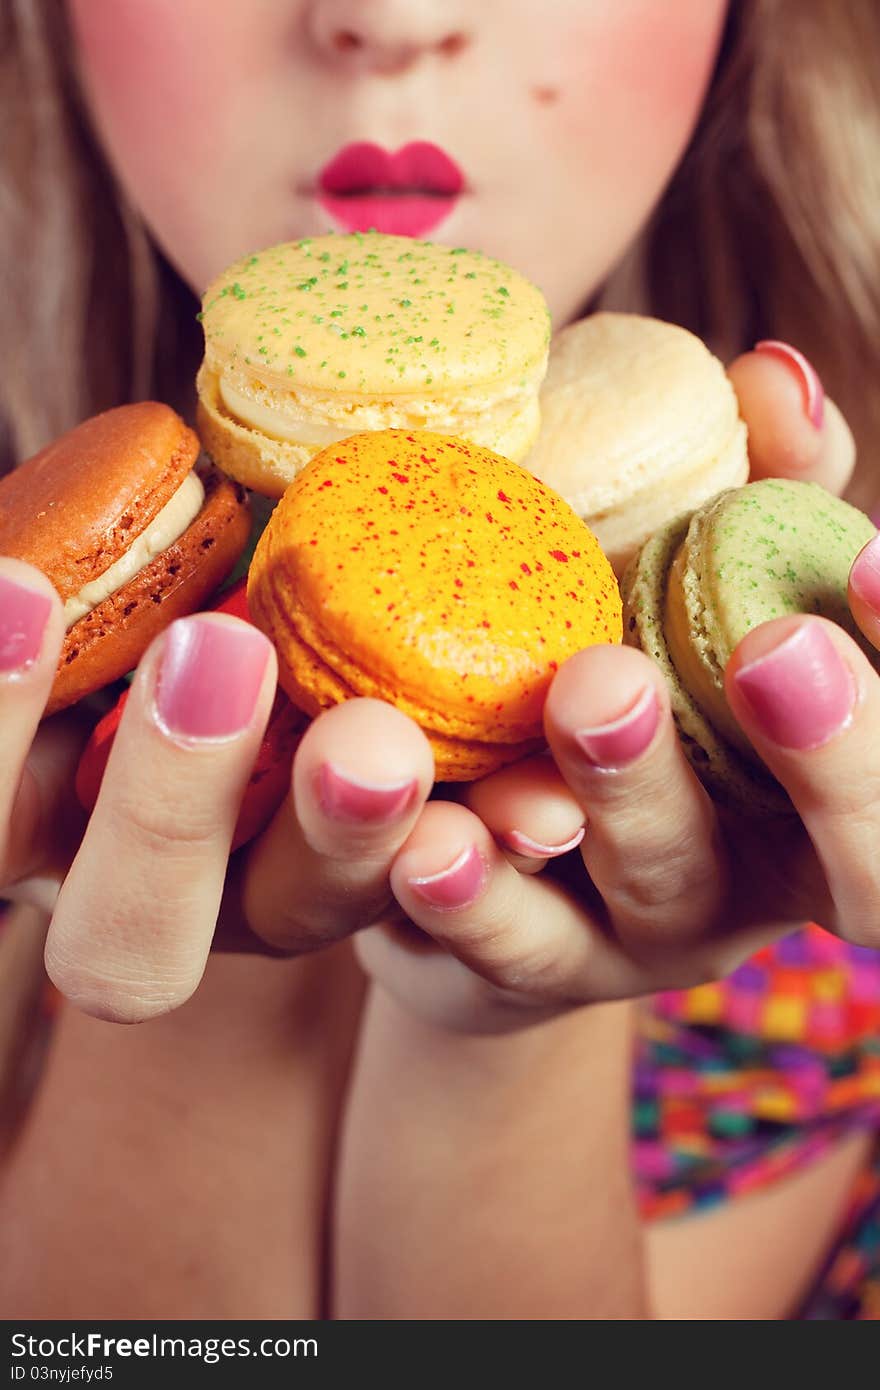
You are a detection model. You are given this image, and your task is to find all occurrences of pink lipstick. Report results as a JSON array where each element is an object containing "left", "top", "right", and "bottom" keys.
[{"left": 318, "top": 141, "right": 464, "bottom": 237}]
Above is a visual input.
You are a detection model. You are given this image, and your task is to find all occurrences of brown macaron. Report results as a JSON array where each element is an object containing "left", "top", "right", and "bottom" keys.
[{"left": 0, "top": 402, "right": 250, "bottom": 713}]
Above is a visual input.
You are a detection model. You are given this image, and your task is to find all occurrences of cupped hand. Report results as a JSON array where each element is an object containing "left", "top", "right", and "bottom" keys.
[{"left": 355, "top": 348, "right": 880, "bottom": 1031}]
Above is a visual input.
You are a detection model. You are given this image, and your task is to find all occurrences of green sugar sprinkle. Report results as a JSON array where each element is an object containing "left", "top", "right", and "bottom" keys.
[
  {"left": 195, "top": 310, "right": 203, "bottom": 322},
  {"left": 400, "top": 298, "right": 413, "bottom": 308},
  {"left": 338, "top": 371, "right": 347, "bottom": 378},
  {"left": 351, "top": 325, "right": 366, "bottom": 337},
  {"left": 497, "top": 286, "right": 510, "bottom": 297},
  {"left": 231, "top": 282, "right": 247, "bottom": 300},
  {"left": 464, "top": 272, "right": 477, "bottom": 279},
  {"left": 319, "top": 252, "right": 331, "bottom": 262},
  {"left": 294, "top": 345, "right": 307, "bottom": 357},
  {"left": 338, "top": 281, "right": 348, "bottom": 290}
]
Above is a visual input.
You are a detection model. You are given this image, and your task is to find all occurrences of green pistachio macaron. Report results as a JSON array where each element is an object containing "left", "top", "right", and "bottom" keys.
[{"left": 622, "top": 478, "right": 877, "bottom": 814}]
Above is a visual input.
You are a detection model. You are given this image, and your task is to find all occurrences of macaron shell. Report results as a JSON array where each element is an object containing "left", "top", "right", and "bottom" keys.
[
  {"left": 623, "top": 479, "right": 879, "bottom": 815},
  {"left": 621, "top": 514, "right": 788, "bottom": 814},
  {"left": 249, "top": 430, "right": 621, "bottom": 777},
  {"left": 0, "top": 403, "right": 200, "bottom": 599},
  {"left": 48, "top": 471, "right": 250, "bottom": 714},
  {"left": 200, "top": 234, "right": 550, "bottom": 396},
  {"left": 684, "top": 480, "right": 875, "bottom": 667},
  {"left": 526, "top": 313, "right": 748, "bottom": 573}
]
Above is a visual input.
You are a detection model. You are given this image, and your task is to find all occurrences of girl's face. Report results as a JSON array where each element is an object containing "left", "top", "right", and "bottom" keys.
[{"left": 68, "top": 0, "right": 727, "bottom": 324}]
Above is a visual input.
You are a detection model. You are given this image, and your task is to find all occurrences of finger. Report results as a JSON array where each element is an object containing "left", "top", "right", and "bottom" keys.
[
  {"left": 725, "top": 614, "right": 880, "bottom": 947},
  {"left": 45, "top": 614, "right": 276, "bottom": 1022},
  {"left": 241, "top": 698, "right": 434, "bottom": 951},
  {"left": 464, "top": 753, "right": 585, "bottom": 874},
  {"left": 727, "top": 343, "right": 855, "bottom": 496},
  {"left": 388, "top": 799, "right": 600, "bottom": 1007},
  {"left": 384, "top": 801, "right": 779, "bottom": 1023},
  {"left": 544, "top": 644, "right": 726, "bottom": 951},
  {"left": 0, "top": 560, "right": 66, "bottom": 883},
  {"left": 848, "top": 531, "right": 880, "bottom": 651}
]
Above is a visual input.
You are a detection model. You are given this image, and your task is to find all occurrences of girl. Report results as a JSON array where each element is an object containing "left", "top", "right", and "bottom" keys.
[{"left": 1, "top": 0, "right": 879, "bottom": 1319}]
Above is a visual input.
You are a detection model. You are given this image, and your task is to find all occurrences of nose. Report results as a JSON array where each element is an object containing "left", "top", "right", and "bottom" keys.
[{"left": 305, "top": 0, "right": 471, "bottom": 75}]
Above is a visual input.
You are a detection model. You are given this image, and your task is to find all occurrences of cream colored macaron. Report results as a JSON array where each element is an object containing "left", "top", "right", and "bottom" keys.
[
  {"left": 196, "top": 233, "right": 551, "bottom": 496},
  {"left": 525, "top": 313, "right": 749, "bottom": 574}
]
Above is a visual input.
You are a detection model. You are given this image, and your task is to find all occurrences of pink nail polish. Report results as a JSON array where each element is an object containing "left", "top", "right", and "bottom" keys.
[
  {"left": 154, "top": 617, "right": 271, "bottom": 741},
  {"left": 849, "top": 533, "right": 880, "bottom": 611},
  {"left": 732, "top": 622, "right": 855, "bottom": 750},
  {"left": 317, "top": 763, "right": 417, "bottom": 823},
  {"left": 502, "top": 827, "right": 585, "bottom": 860},
  {"left": 0, "top": 575, "right": 52, "bottom": 673},
  {"left": 408, "top": 845, "right": 486, "bottom": 911},
  {"left": 575, "top": 686, "right": 659, "bottom": 769},
  {"left": 754, "top": 340, "right": 825, "bottom": 430}
]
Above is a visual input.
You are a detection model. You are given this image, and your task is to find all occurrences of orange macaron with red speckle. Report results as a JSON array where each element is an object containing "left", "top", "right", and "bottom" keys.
[{"left": 247, "top": 429, "right": 621, "bottom": 780}]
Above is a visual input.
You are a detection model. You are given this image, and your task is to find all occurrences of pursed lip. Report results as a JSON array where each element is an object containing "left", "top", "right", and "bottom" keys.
[{"left": 314, "top": 140, "right": 465, "bottom": 236}]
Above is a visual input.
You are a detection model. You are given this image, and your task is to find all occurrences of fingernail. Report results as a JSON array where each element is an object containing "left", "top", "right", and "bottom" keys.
[
  {"left": 732, "top": 622, "right": 855, "bottom": 750},
  {"left": 575, "top": 686, "right": 659, "bottom": 769},
  {"left": 754, "top": 340, "right": 825, "bottom": 430},
  {"left": 408, "top": 845, "right": 486, "bottom": 911},
  {"left": 317, "top": 763, "right": 418, "bottom": 823},
  {"left": 0, "top": 575, "right": 53, "bottom": 673},
  {"left": 154, "top": 617, "right": 271, "bottom": 741},
  {"left": 502, "top": 827, "right": 585, "bottom": 860},
  {"left": 849, "top": 532, "right": 880, "bottom": 612}
]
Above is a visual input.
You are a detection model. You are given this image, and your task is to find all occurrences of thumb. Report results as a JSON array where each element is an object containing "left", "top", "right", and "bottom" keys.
[{"left": 727, "top": 341, "right": 855, "bottom": 498}]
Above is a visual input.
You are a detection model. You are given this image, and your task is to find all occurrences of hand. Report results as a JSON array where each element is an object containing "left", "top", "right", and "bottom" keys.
[
  {"left": 354, "top": 346, "right": 880, "bottom": 1031},
  {"left": 3, "top": 558, "right": 435, "bottom": 1023}
]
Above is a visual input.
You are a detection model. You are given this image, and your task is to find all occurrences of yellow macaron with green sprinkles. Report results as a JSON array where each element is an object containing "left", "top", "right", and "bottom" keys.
[{"left": 196, "top": 232, "right": 551, "bottom": 496}]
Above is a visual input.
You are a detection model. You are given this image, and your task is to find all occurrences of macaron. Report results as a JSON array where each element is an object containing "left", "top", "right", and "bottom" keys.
[
  {"left": 525, "top": 313, "right": 749, "bottom": 574},
  {"left": 622, "top": 478, "right": 877, "bottom": 813},
  {"left": 0, "top": 403, "right": 250, "bottom": 714},
  {"left": 247, "top": 429, "right": 621, "bottom": 781},
  {"left": 196, "top": 232, "right": 551, "bottom": 496},
  {"left": 76, "top": 580, "right": 307, "bottom": 850}
]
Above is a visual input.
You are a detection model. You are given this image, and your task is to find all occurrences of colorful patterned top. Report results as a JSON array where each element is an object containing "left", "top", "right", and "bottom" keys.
[{"left": 633, "top": 922, "right": 880, "bottom": 1318}]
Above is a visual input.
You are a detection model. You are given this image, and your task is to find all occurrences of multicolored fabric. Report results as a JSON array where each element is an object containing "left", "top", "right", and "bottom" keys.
[{"left": 634, "top": 922, "right": 880, "bottom": 1318}]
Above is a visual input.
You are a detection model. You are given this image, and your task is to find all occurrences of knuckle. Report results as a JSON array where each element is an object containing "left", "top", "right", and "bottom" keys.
[
  {"left": 112, "top": 790, "right": 222, "bottom": 858},
  {"left": 610, "top": 847, "right": 719, "bottom": 922}
]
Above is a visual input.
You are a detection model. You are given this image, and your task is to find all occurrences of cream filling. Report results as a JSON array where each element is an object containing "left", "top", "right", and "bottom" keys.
[
  {"left": 217, "top": 373, "right": 528, "bottom": 447},
  {"left": 63, "top": 470, "right": 205, "bottom": 629}
]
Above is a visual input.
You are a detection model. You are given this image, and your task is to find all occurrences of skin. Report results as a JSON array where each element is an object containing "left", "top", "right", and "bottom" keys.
[{"left": 0, "top": 0, "right": 876, "bottom": 1319}]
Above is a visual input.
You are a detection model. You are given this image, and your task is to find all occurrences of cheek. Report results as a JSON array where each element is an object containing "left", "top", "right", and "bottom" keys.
[
  {"left": 550, "top": 1, "right": 726, "bottom": 171},
  {"left": 69, "top": 0, "right": 225, "bottom": 170}
]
